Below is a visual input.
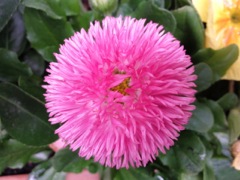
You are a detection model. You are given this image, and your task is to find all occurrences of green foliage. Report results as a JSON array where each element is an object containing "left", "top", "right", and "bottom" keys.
[
  {"left": 194, "top": 63, "right": 213, "bottom": 92},
  {"left": 211, "top": 158, "right": 240, "bottom": 180},
  {"left": 0, "top": 10, "right": 26, "bottom": 55},
  {"left": 22, "top": 50, "right": 45, "bottom": 76},
  {"left": 113, "top": 168, "right": 156, "bottom": 180},
  {"left": 0, "top": 0, "right": 239, "bottom": 179},
  {"left": 22, "top": 0, "right": 65, "bottom": 19},
  {"left": 24, "top": 8, "right": 74, "bottom": 62},
  {"left": 0, "top": 0, "right": 20, "bottom": 32},
  {"left": 0, "top": 119, "right": 8, "bottom": 142},
  {"left": 0, "top": 139, "right": 45, "bottom": 173},
  {"left": 203, "top": 162, "right": 216, "bottom": 180},
  {"left": 0, "top": 83, "right": 57, "bottom": 146},
  {"left": 0, "top": 49, "right": 32, "bottom": 82},
  {"left": 172, "top": 6, "right": 205, "bottom": 54},
  {"left": 18, "top": 76, "right": 45, "bottom": 102},
  {"left": 29, "top": 161, "right": 66, "bottom": 180},
  {"left": 228, "top": 108, "right": 240, "bottom": 144},
  {"left": 132, "top": 0, "right": 176, "bottom": 33},
  {"left": 192, "top": 44, "right": 239, "bottom": 82},
  {"left": 51, "top": 148, "right": 99, "bottom": 173},
  {"left": 186, "top": 101, "right": 214, "bottom": 133},
  {"left": 205, "top": 99, "right": 227, "bottom": 131},
  {"left": 161, "top": 131, "right": 206, "bottom": 174},
  {"left": 217, "top": 92, "right": 238, "bottom": 111}
]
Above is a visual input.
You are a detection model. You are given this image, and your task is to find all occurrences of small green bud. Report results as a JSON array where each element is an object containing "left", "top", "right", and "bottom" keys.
[{"left": 90, "top": 0, "right": 118, "bottom": 14}]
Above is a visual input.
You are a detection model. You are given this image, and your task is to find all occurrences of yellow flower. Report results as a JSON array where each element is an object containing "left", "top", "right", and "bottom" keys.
[{"left": 193, "top": 0, "right": 240, "bottom": 80}]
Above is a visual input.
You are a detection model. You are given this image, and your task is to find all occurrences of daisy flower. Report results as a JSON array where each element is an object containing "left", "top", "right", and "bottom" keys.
[{"left": 44, "top": 16, "right": 196, "bottom": 169}]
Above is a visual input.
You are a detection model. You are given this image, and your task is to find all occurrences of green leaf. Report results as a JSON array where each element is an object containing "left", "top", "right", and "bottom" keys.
[
  {"left": 22, "top": 50, "right": 45, "bottom": 76},
  {"left": 194, "top": 63, "right": 213, "bottom": 92},
  {"left": 22, "top": 0, "right": 80, "bottom": 18},
  {"left": 59, "top": 0, "right": 80, "bottom": 16},
  {"left": 173, "top": 0, "right": 192, "bottom": 8},
  {"left": 30, "top": 150, "right": 52, "bottom": 163},
  {"left": 132, "top": 0, "right": 176, "bottom": 33},
  {"left": 161, "top": 131, "right": 206, "bottom": 174},
  {"left": 203, "top": 162, "right": 216, "bottom": 180},
  {"left": 186, "top": 101, "right": 214, "bottom": 133},
  {"left": 217, "top": 93, "right": 238, "bottom": 111},
  {"left": 22, "top": 0, "right": 65, "bottom": 19},
  {"left": 175, "top": 131, "right": 206, "bottom": 174},
  {"left": 0, "top": 0, "right": 20, "bottom": 32},
  {"left": 127, "top": 0, "right": 144, "bottom": 10},
  {"left": 0, "top": 139, "right": 44, "bottom": 173},
  {"left": 52, "top": 148, "right": 97, "bottom": 173},
  {"left": 164, "top": 0, "right": 172, "bottom": 9},
  {"left": 213, "top": 132, "right": 231, "bottom": 158},
  {"left": 172, "top": 6, "right": 205, "bottom": 55},
  {"left": 192, "top": 45, "right": 239, "bottom": 82},
  {"left": 0, "top": 49, "right": 32, "bottom": 82},
  {"left": 24, "top": 8, "right": 74, "bottom": 61},
  {"left": 159, "top": 148, "right": 179, "bottom": 172},
  {"left": 18, "top": 76, "right": 45, "bottom": 102},
  {"left": 29, "top": 161, "right": 66, "bottom": 180},
  {"left": 211, "top": 158, "right": 240, "bottom": 180},
  {"left": 160, "top": 131, "right": 207, "bottom": 175},
  {"left": 0, "top": 10, "right": 26, "bottom": 55},
  {"left": 0, "top": 119, "right": 8, "bottom": 142},
  {"left": 228, "top": 108, "right": 240, "bottom": 144},
  {"left": 152, "top": 0, "right": 165, "bottom": 8},
  {"left": 70, "top": 11, "right": 94, "bottom": 31},
  {"left": 0, "top": 83, "right": 57, "bottom": 146},
  {"left": 199, "top": 137, "right": 214, "bottom": 160},
  {"left": 204, "top": 100, "right": 227, "bottom": 131},
  {"left": 114, "top": 168, "right": 156, "bottom": 180},
  {"left": 180, "top": 173, "right": 201, "bottom": 180},
  {"left": 88, "top": 163, "right": 99, "bottom": 174},
  {"left": 116, "top": 3, "right": 133, "bottom": 16}
]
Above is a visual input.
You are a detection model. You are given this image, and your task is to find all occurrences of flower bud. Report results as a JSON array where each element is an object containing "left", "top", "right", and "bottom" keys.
[{"left": 90, "top": 0, "right": 118, "bottom": 14}]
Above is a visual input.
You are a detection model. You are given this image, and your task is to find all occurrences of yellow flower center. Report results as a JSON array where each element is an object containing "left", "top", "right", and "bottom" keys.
[
  {"left": 110, "top": 77, "right": 130, "bottom": 95},
  {"left": 110, "top": 70, "right": 130, "bottom": 95},
  {"left": 214, "top": 2, "right": 240, "bottom": 46}
]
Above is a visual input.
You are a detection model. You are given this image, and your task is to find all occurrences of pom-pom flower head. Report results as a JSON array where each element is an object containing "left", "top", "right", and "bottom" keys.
[{"left": 44, "top": 16, "right": 196, "bottom": 169}]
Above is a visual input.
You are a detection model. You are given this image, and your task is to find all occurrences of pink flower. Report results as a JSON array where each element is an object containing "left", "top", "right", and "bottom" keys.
[{"left": 44, "top": 16, "right": 196, "bottom": 169}]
